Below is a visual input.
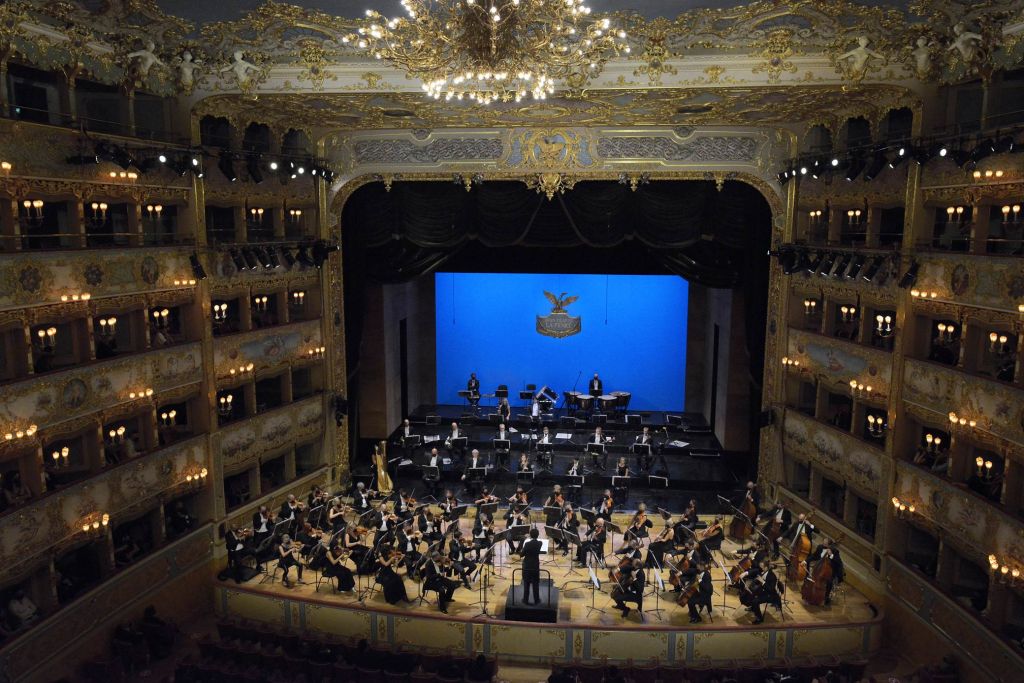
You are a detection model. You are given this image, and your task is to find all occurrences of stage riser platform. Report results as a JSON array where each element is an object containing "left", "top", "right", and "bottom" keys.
[{"left": 215, "top": 585, "right": 882, "bottom": 666}]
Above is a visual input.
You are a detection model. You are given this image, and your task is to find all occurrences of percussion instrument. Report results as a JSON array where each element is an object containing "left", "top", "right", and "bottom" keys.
[
  {"left": 578, "top": 395, "right": 594, "bottom": 411},
  {"left": 598, "top": 394, "right": 618, "bottom": 412}
]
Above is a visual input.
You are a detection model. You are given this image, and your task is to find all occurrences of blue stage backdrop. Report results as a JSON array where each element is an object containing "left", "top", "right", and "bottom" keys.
[{"left": 435, "top": 272, "right": 688, "bottom": 411}]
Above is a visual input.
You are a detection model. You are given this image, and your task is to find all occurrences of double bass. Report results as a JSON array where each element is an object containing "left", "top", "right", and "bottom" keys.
[
  {"left": 801, "top": 539, "right": 840, "bottom": 606},
  {"left": 729, "top": 489, "right": 757, "bottom": 541},
  {"left": 785, "top": 515, "right": 815, "bottom": 583}
]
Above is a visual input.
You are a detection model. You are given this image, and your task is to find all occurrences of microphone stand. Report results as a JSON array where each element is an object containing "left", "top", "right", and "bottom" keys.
[{"left": 644, "top": 552, "right": 666, "bottom": 621}]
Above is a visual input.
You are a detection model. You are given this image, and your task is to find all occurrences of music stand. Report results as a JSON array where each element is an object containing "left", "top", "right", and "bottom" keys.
[
  {"left": 495, "top": 386, "right": 509, "bottom": 399},
  {"left": 586, "top": 442, "right": 605, "bottom": 472},
  {"left": 536, "top": 442, "right": 554, "bottom": 471},
  {"left": 625, "top": 414, "right": 642, "bottom": 426},
  {"left": 467, "top": 467, "right": 486, "bottom": 490},
  {"left": 492, "top": 438, "right": 511, "bottom": 471},
  {"left": 583, "top": 564, "right": 606, "bottom": 618},
  {"left": 565, "top": 474, "right": 584, "bottom": 503},
  {"left": 516, "top": 469, "right": 534, "bottom": 484},
  {"left": 272, "top": 518, "right": 293, "bottom": 538},
  {"left": 450, "top": 436, "right": 468, "bottom": 450},
  {"left": 611, "top": 475, "right": 631, "bottom": 506},
  {"left": 630, "top": 443, "right": 651, "bottom": 457},
  {"left": 591, "top": 413, "right": 608, "bottom": 426},
  {"left": 425, "top": 414, "right": 441, "bottom": 426},
  {"left": 665, "top": 414, "right": 683, "bottom": 427},
  {"left": 647, "top": 474, "right": 669, "bottom": 489},
  {"left": 579, "top": 508, "right": 598, "bottom": 526},
  {"left": 559, "top": 416, "right": 578, "bottom": 429},
  {"left": 477, "top": 501, "right": 498, "bottom": 518},
  {"left": 544, "top": 526, "right": 579, "bottom": 576},
  {"left": 487, "top": 413, "right": 500, "bottom": 425}
]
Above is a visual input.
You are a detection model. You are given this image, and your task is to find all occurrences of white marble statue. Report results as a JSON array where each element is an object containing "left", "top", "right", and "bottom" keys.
[
  {"left": 949, "top": 22, "right": 983, "bottom": 64},
  {"left": 839, "top": 36, "right": 884, "bottom": 78},
  {"left": 220, "top": 50, "right": 259, "bottom": 87},
  {"left": 126, "top": 41, "right": 164, "bottom": 78},
  {"left": 911, "top": 36, "right": 934, "bottom": 78},
  {"left": 176, "top": 50, "right": 201, "bottom": 90}
]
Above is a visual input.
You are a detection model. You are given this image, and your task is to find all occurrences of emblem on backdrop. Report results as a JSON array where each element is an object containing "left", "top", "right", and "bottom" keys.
[{"left": 537, "top": 291, "right": 581, "bottom": 338}]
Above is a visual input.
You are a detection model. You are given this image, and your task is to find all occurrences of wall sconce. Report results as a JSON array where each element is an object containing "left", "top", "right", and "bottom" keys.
[
  {"left": 849, "top": 380, "right": 873, "bottom": 398},
  {"left": 152, "top": 308, "right": 170, "bottom": 329},
  {"left": 924, "top": 433, "right": 943, "bottom": 453},
  {"left": 253, "top": 295, "right": 268, "bottom": 312},
  {"left": 81, "top": 512, "right": 110, "bottom": 534},
  {"left": 107, "top": 426, "right": 126, "bottom": 444},
  {"left": 948, "top": 411, "right": 979, "bottom": 430},
  {"left": 307, "top": 346, "right": 326, "bottom": 359},
  {"left": 0, "top": 161, "right": 11, "bottom": 174},
  {"left": 945, "top": 206, "right": 967, "bottom": 224},
  {"left": 287, "top": 208, "right": 303, "bottom": 224},
  {"left": 185, "top": 466, "right": 209, "bottom": 485},
  {"left": 781, "top": 356, "right": 800, "bottom": 368},
  {"left": 172, "top": 279, "right": 197, "bottom": 287},
  {"left": 97, "top": 316, "right": 117, "bottom": 341},
  {"left": 227, "top": 362, "right": 255, "bottom": 378},
  {"left": 59, "top": 293, "right": 91, "bottom": 303},
  {"left": 212, "top": 302, "right": 228, "bottom": 322},
  {"left": 867, "top": 414, "right": 886, "bottom": 436},
  {"left": 910, "top": 289, "right": 939, "bottom": 299},
  {"left": 808, "top": 209, "right": 824, "bottom": 227},
  {"left": 35, "top": 326, "right": 57, "bottom": 351},
  {"left": 159, "top": 409, "right": 178, "bottom": 427},
  {"left": 3, "top": 424, "right": 38, "bottom": 441},
  {"left": 840, "top": 305, "right": 857, "bottom": 323},
  {"left": 845, "top": 209, "right": 863, "bottom": 225},
  {"left": 974, "top": 456, "right": 996, "bottom": 479},
  {"left": 936, "top": 322, "right": 956, "bottom": 344},
  {"left": 875, "top": 314, "right": 893, "bottom": 337},
  {"left": 127, "top": 388, "right": 153, "bottom": 400},
  {"left": 988, "top": 331, "right": 1010, "bottom": 354},
  {"left": 891, "top": 496, "right": 916, "bottom": 518},
  {"left": 972, "top": 169, "right": 1004, "bottom": 180},
  {"left": 88, "top": 202, "right": 109, "bottom": 227},
  {"left": 108, "top": 171, "right": 138, "bottom": 181},
  {"left": 989, "top": 554, "right": 1023, "bottom": 586},
  {"left": 51, "top": 446, "right": 70, "bottom": 468},
  {"left": 1001, "top": 205, "right": 1021, "bottom": 224},
  {"left": 803, "top": 298, "right": 818, "bottom": 316},
  {"left": 20, "top": 199, "right": 44, "bottom": 225},
  {"left": 248, "top": 207, "right": 265, "bottom": 225},
  {"left": 218, "top": 393, "right": 234, "bottom": 417},
  {"left": 290, "top": 291, "right": 306, "bottom": 308},
  {"left": 145, "top": 204, "right": 163, "bottom": 223}
]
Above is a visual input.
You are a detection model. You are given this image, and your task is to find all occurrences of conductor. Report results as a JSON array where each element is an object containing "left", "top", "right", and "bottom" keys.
[{"left": 521, "top": 527, "right": 543, "bottom": 605}]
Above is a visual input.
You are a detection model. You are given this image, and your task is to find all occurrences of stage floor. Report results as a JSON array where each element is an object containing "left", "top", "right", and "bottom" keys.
[{"left": 217, "top": 516, "right": 881, "bottom": 666}]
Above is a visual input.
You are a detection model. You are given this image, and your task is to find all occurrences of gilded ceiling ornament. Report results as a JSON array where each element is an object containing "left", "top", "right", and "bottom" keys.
[
  {"left": 703, "top": 66, "right": 726, "bottom": 84},
  {"left": 298, "top": 39, "right": 333, "bottom": 91},
  {"left": 837, "top": 37, "right": 886, "bottom": 81},
  {"left": 509, "top": 129, "right": 587, "bottom": 169},
  {"left": 174, "top": 50, "right": 203, "bottom": 94},
  {"left": 525, "top": 172, "right": 577, "bottom": 200},
  {"left": 219, "top": 50, "right": 263, "bottom": 92},
  {"left": 750, "top": 30, "right": 799, "bottom": 84},
  {"left": 633, "top": 21, "right": 677, "bottom": 85}
]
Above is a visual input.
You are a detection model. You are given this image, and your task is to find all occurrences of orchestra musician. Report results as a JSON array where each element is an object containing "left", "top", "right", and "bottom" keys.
[
  {"left": 589, "top": 426, "right": 609, "bottom": 470},
  {"left": 597, "top": 489, "right": 614, "bottom": 520},
  {"left": 397, "top": 490, "right": 415, "bottom": 519},
  {"left": 611, "top": 558, "right": 645, "bottom": 618},
  {"left": 397, "top": 521, "right": 423, "bottom": 576},
  {"left": 566, "top": 457, "right": 581, "bottom": 477},
  {"left": 520, "top": 528, "right": 543, "bottom": 604},
  {"left": 423, "top": 551, "right": 461, "bottom": 613},
  {"left": 779, "top": 512, "right": 815, "bottom": 560},
  {"left": 447, "top": 530, "right": 476, "bottom": 588},
  {"left": 741, "top": 559, "right": 781, "bottom": 624},
  {"left": 615, "top": 457, "right": 631, "bottom": 478},
  {"left": 576, "top": 517, "right": 607, "bottom": 567},
  {"left": 416, "top": 508, "right": 441, "bottom": 544},
  {"left": 538, "top": 426, "right": 553, "bottom": 446},
  {"left": 805, "top": 539, "right": 844, "bottom": 605},
  {"left": 681, "top": 499, "right": 699, "bottom": 531},
  {"left": 423, "top": 448, "right": 442, "bottom": 497},
  {"left": 495, "top": 423, "right": 511, "bottom": 469},
  {"left": 276, "top": 534, "right": 304, "bottom": 588},
  {"left": 343, "top": 524, "right": 371, "bottom": 571},
  {"left": 351, "top": 482, "right": 376, "bottom": 515},
  {"left": 225, "top": 525, "right": 254, "bottom": 583},
  {"left": 307, "top": 485, "right": 329, "bottom": 511},
  {"left": 441, "top": 489, "right": 460, "bottom": 531},
  {"left": 474, "top": 487, "right": 499, "bottom": 506},
  {"left": 589, "top": 373, "right": 603, "bottom": 397},
  {"left": 678, "top": 562, "right": 714, "bottom": 623},
  {"left": 646, "top": 518, "right": 675, "bottom": 568},
  {"left": 252, "top": 505, "right": 273, "bottom": 545},
  {"left": 757, "top": 501, "right": 792, "bottom": 559},
  {"left": 328, "top": 498, "right": 348, "bottom": 532},
  {"left": 377, "top": 547, "right": 412, "bottom": 604},
  {"left": 498, "top": 397, "right": 512, "bottom": 423},
  {"left": 518, "top": 452, "right": 533, "bottom": 474},
  {"left": 322, "top": 539, "right": 355, "bottom": 593},
  {"left": 446, "top": 422, "right": 466, "bottom": 460},
  {"left": 614, "top": 536, "right": 644, "bottom": 563},
  {"left": 634, "top": 426, "right": 654, "bottom": 470},
  {"left": 554, "top": 503, "right": 579, "bottom": 555},
  {"left": 467, "top": 373, "right": 480, "bottom": 407},
  {"left": 626, "top": 505, "right": 653, "bottom": 542},
  {"left": 279, "top": 494, "right": 304, "bottom": 524},
  {"left": 461, "top": 448, "right": 485, "bottom": 492},
  {"left": 399, "top": 418, "right": 417, "bottom": 461},
  {"left": 544, "top": 485, "right": 565, "bottom": 525},
  {"left": 471, "top": 512, "right": 495, "bottom": 562},
  {"left": 699, "top": 516, "right": 726, "bottom": 555},
  {"left": 505, "top": 496, "right": 530, "bottom": 555},
  {"left": 295, "top": 522, "right": 322, "bottom": 557}
]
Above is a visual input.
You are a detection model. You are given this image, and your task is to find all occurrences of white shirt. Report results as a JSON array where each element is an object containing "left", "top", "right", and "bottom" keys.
[
  {"left": 540, "top": 432, "right": 551, "bottom": 444},
  {"left": 429, "top": 455, "right": 439, "bottom": 467},
  {"left": 256, "top": 515, "right": 269, "bottom": 533},
  {"left": 532, "top": 401, "right": 540, "bottom": 417},
  {"left": 497, "top": 430, "right": 507, "bottom": 440},
  {"left": 8, "top": 597, "right": 37, "bottom": 623},
  {"left": 403, "top": 426, "right": 411, "bottom": 437},
  {"left": 592, "top": 433, "right": 604, "bottom": 444}
]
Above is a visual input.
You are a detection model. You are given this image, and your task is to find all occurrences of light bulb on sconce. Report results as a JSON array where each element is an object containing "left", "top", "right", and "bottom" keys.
[{"left": 840, "top": 305, "right": 857, "bottom": 323}]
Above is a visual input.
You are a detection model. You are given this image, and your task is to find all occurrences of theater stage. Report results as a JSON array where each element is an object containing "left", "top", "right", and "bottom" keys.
[{"left": 215, "top": 516, "right": 881, "bottom": 667}]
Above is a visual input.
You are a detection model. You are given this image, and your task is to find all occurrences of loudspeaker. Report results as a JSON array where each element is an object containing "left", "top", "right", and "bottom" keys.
[{"left": 759, "top": 409, "right": 774, "bottom": 428}]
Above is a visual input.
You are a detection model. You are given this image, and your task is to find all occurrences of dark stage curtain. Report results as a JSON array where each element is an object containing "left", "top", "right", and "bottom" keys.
[{"left": 341, "top": 178, "right": 772, "bottom": 462}]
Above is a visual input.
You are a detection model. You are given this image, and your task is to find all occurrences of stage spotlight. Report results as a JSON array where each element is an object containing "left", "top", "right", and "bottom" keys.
[
  {"left": 188, "top": 153, "right": 204, "bottom": 178},
  {"left": 863, "top": 152, "right": 887, "bottom": 181},
  {"left": 817, "top": 252, "right": 836, "bottom": 276},
  {"left": 936, "top": 144, "right": 948, "bottom": 158},
  {"left": 189, "top": 253, "right": 207, "bottom": 280},
  {"left": 777, "top": 170, "right": 791, "bottom": 185},
  {"left": 312, "top": 239, "right": 338, "bottom": 268},
  {"left": 888, "top": 146, "right": 908, "bottom": 168},
  {"left": 845, "top": 155, "right": 866, "bottom": 181},
  {"left": 267, "top": 248, "right": 281, "bottom": 269},
  {"left": 830, "top": 253, "right": 852, "bottom": 278},
  {"left": 246, "top": 154, "right": 264, "bottom": 183},
  {"left": 229, "top": 247, "right": 248, "bottom": 272},
  {"left": 241, "top": 247, "right": 260, "bottom": 271},
  {"left": 899, "top": 260, "right": 920, "bottom": 289},
  {"left": 218, "top": 152, "right": 238, "bottom": 182},
  {"left": 322, "top": 168, "right": 335, "bottom": 183},
  {"left": 113, "top": 146, "right": 136, "bottom": 170},
  {"left": 994, "top": 135, "right": 1016, "bottom": 154},
  {"left": 846, "top": 255, "right": 866, "bottom": 279},
  {"left": 972, "top": 138, "right": 995, "bottom": 162},
  {"left": 780, "top": 248, "right": 800, "bottom": 274},
  {"left": 279, "top": 246, "right": 296, "bottom": 269},
  {"left": 861, "top": 256, "right": 884, "bottom": 282},
  {"left": 257, "top": 246, "right": 275, "bottom": 269},
  {"left": 951, "top": 148, "right": 971, "bottom": 168},
  {"left": 296, "top": 245, "right": 315, "bottom": 268},
  {"left": 158, "top": 153, "right": 168, "bottom": 164},
  {"left": 805, "top": 251, "right": 823, "bottom": 274},
  {"left": 269, "top": 160, "right": 280, "bottom": 171}
]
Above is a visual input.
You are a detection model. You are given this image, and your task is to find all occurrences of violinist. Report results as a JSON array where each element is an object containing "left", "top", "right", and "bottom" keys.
[
  {"left": 423, "top": 551, "right": 461, "bottom": 613},
  {"left": 626, "top": 504, "right": 653, "bottom": 542},
  {"left": 505, "top": 502, "right": 530, "bottom": 555},
  {"left": 252, "top": 505, "right": 273, "bottom": 545},
  {"left": 576, "top": 518, "right": 607, "bottom": 567},
  {"left": 474, "top": 487, "right": 499, "bottom": 506},
  {"left": 417, "top": 508, "right": 441, "bottom": 544},
  {"left": 225, "top": 525, "right": 254, "bottom": 583},
  {"left": 343, "top": 524, "right": 371, "bottom": 570},
  {"left": 397, "top": 521, "right": 423, "bottom": 576},
  {"left": 323, "top": 539, "right": 355, "bottom": 593},
  {"left": 597, "top": 489, "right": 614, "bottom": 520},
  {"left": 295, "top": 522, "right": 322, "bottom": 557},
  {"left": 447, "top": 530, "right": 476, "bottom": 588},
  {"left": 377, "top": 547, "right": 411, "bottom": 604},
  {"left": 279, "top": 494, "right": 305, "bottom": 526},
  {"left": 611, "top": 558, "right": 645, "bottom": 618},
  {"left": 741, "top": 559, "right": 780, "bottom": 624},
  {"left": 634, "top": 426, "right": 654, "bottom": 470},
  {"left": 589, "top": 426, "right": 609, "bottom": 470},
  {"left": 507, "top": 486, "right": 530, "bottom": 508},
  {"left": 805, "top": 538, "right": 844, "bottom": 605},
  {"left": 328, "top": 499, "right": 348, "bottom": 532},
  {"left": 307, "top": 485, "right": 329, "bottom": 511},
  {"left": 397, "top": 490, "right": 416, "bottom": 519},
  {"left": 566, "top": 457, "right": 581, "bottom": 477},
  {"left": 351, "top": 482, "right": 376, "bottom": 514},
  {"left": 276, "top": 534, "right": 304, "bottom": 588},
  {"left": 472, "top": 512, "right": 495, "bottom": 561},
  {"left": 757, "top": 502, "right": 792, "bottom": 559},
  {"left": 678, "top": 562, "right": 714, "bottom": 623},
  {"left": 646, "top": 518, "right": 675, "bottom": 568},
  {"left": 680, "top": 499, "right": 699, "bottom": 531},
  {"left": 544, "top": 485, "right": 565, "bottom": 525},
  {"left": 441, "top": 489, "right": 460, "bottom": 530},
  {"left": 554, "top": 503, "right": 579, "bottom": 555}
]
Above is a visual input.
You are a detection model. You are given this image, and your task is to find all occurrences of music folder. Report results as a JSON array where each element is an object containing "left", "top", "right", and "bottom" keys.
[
  {"left": 478, "top": 501, "right": 498, "bottom": 515},
  {"left": 566, "top": 474, "right": 585, "bottom": 486},
  {"left": 467, "top": 467, "right": 486, "bottom": 480},
  {"left": 516, "top": 470, "right": 534, "bottom": 483},
  {"left": 450, "top": 436, "right": 468, "bottom": 448},
  {"left": 586, "top": 442, "right": 605, "bottom": 454},
  {"left": 630, "top": 443, "right": 651, "bottom": 455},
  {"left": 402, "top": 434, "right": 422, "bottom": 446},
  {"left": 625, "top": 414, "right": 642, "bottom": 426},
  {"left": 537, "top": 442, "right": 553, "bottom": 453},
  {"left": 422, "top": 465, "right": 440, "bottom": 481},
  {"left": 611, "top": 476, "right": 631, "bottom": 488},
  {"left": 493, "top": 438, "right": 511, "bottom": 451},
  {"left": 647, "top": 474, "right": 668, "bottom": 488}
]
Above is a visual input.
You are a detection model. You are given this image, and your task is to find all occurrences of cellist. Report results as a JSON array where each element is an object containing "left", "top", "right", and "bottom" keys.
[
  {"left": 677, "top": 561, "right": 714, "bottom": 624},
  {"left": 756, "top": 501, "right": 792, "bottom": 559},
  {"left": 780, "top": 512, "right": 815, "bottom": 582},
  {"left": 728, "top": 481, "right": 759, "bottom": 540},
  {"left": 804, "top": 538, "right": 844, "bottom": 606}
]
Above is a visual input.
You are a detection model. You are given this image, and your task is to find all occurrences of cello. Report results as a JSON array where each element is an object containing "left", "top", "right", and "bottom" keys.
[
  {"left": 728, "top": 488, "right": 757, "bottom": 541},
  {"left": 801, "top": 538, "right": 841, "bottom": 606},
  {"left": 785, "top": 514, "right": 815, "bottom": 583}
]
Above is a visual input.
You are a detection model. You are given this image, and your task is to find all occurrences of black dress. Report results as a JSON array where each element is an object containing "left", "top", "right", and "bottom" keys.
[
  {"left": 323, "top": 549, "right": 355, "bottom": 592},
  {"left": 377, "top": 555, "right": 409, "bottom": 604}
]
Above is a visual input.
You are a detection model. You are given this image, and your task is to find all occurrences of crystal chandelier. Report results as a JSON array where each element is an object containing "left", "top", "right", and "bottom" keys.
[{"left": 353, "top": 0, "right": 629, "bottom": 104}]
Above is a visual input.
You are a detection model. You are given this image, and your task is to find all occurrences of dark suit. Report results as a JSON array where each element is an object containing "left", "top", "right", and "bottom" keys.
[
  {"left": 589, "top": 378, "right": 603, "bottom": 397},
  {"left": 680, "top": 568, "right": 714, "bottom": 621},
  {"left": 521, "top": 538, "right": 543, "bottom": 603}
]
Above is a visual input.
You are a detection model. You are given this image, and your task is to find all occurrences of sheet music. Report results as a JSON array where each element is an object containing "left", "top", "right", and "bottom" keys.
[
  {"left": 423, "top": 435, "right": 441, "bottom": 443},
  {"left": 669, "top": 440, "right": 691, "bottom": 448},
  {"left": 442, "top": 457, "right": 452, "bottom": 465},
  {"left": 556, "top": 432, "right": 574, "bottom": 440},
  {"left": 400, "top": 459, "right": 413, "bottom": 466},
  {"left": 509, "top": 427, "right": 519, "bottom": 433}
]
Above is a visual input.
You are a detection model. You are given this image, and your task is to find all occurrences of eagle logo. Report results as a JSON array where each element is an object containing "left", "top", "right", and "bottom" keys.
[{"left": 537, "top": 290, "right": 581, "bottom": 338}]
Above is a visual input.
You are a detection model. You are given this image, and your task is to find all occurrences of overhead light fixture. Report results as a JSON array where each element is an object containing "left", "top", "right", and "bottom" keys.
[
  {"left": 805, "top": 251, "right": 823, "bottom": 273},
  {"left": 280, "top": 246, "right": 296, "bottom": 268},
  {"left": 899, "top": 260, "right": 920, "bottom": 289},
  {"left": 218, "top": 152, "right": 238, "bottom": 182},
  {"left": 242, "top": 248, "right": 261, "bottom": 271},
  {"left": 888, "top": 146, "right": 908, "bottom": 168},
  {"left": 229, "top": 247, "right": 248, "bottom": 272},
  {"left": 296, "top": 245, "right": 315, "bottom": 268},
  {"left": 845, "top": 155, "right": 866, "bottom": 181},
  {"left": 780, "top": 248, "right": 800, "bottom": 274},
  {"left": 861, "top": 256, "right": 884, "bottom": 282},
  {"left": 863, "top": 152, "right": 887, "bottom": 181},
  {"left": 247, "top": 154, "right": 264, "bottom": 183},
  {"left": 830, "top": 253, "right": 851, "bottom": 278},
  {"left": 846, "top": 255, "right": 866, "bottom": 279},
  {"left": 817, "top": 252, "right": 836, "bottom": 276}
]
